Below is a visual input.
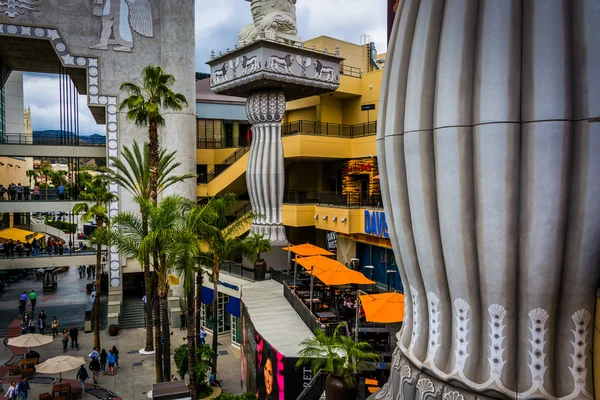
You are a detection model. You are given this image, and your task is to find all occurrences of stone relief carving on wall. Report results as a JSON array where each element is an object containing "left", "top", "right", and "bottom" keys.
[
  {"left": 313, "top": 59, "right": 338, "bottom": 82},
  {"left": 239, "top": 0, "right": 300, "bottom": 44},
  {"left": 0, "top": 0, "right": 41, "bottom": 18},
  {"left": 268, "top": 54, "right": 294, "bottom": 74},
  {"left": 240, "top": 55, "right": 260, "bottom": 76},
  {"left": 90, "top": 0, "right": 153, "bottom": 52}
]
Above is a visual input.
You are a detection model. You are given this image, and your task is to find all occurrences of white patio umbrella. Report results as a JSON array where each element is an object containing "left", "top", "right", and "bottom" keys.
[
  {"left": 7, "top": 333, "right": 52, "bottom": 351},
  {"left": 35, "top": 355, "right": 85, "bottom": 382}
]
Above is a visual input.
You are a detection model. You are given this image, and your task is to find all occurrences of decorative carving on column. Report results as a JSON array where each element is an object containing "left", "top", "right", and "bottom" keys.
[
  {"left": 377, "top": 1, "right": 600, "bottom": 399},
  {"left": 245, "top": 90, "right": 287, "bottom": 245}
]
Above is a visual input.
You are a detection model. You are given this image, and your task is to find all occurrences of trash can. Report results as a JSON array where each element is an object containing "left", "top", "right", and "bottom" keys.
[{"left": 109, "top": 324, "right": 119, "bottom": 336}]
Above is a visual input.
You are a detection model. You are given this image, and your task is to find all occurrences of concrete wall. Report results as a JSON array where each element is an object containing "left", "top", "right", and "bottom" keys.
[
  {"left": 0, "top": 157, "right": 27, "bottom": 185},
  {"left": 4, "top": 71, "right": 24, "bottom": 135}
]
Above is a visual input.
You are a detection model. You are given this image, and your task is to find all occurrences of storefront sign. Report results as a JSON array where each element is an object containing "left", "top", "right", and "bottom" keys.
[
  {"left": 361, "top": 103, "right": 376, "bottom": 111},
  {"left": 348, "top": 164, "right": 372, "bottom": 172},
  {"left": 325, "top": 231, "right": 338, "bottom": 252},
  {"left": 364, "top": 210, "right": 389, "bottom": 238},
  {"left": 208, "top": 276, "right": 239, "bottom": 291}
]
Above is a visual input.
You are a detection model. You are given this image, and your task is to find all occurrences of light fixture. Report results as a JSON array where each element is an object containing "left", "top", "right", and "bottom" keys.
[
  {"left": 341, "top": 217, "right": 347, "bottom": 223},
  {"left": 332, "top": 216, "right": 337, "bottom": 222},
  {"left": 313, "top": 214, "right": 318, "bottom": 219},
  {"left": 8, "top": 164, "right": 13, "bottom": 167},
  {"left": 16, "top": 165, "right": 20, "bottom": 169},
  {"left": 322, "top": 215, "right": 328, "bottom": 220}
]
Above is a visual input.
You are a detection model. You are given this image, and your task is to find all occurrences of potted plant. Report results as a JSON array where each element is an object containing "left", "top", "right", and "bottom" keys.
[
  {"left": 296, "top": 325, "right": 380, "bottom": 400},
  {"left": 244, "top": 233, "right": 271, "bottom": 281}
]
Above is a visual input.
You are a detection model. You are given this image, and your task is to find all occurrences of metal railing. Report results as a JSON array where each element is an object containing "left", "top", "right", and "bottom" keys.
[
  {"left": 282, "top": 120, "right": 377, "bottom": 138},
  {"left": 0, "top": 133, "right": 104, "bottom": 146},
  {"left": 296, "top": 370, "right": 326, "bottom": 400},
  {"left": 284, "top": 191, "right": 383, "bottom": 209},
  {"left": 217, "top": 261, "right": 272, "bottom": 282},
  {"left": 0, "top": 189, "right": 80, "bottom": 202},
  {"left": 196, "top": 136, "right": 247, "bottom": 149},
  {"left": 283, "top": 282, "right": 322, "bottom": 333},
  {"left": 197, "top": 140, "right": 251, "bottom": 184},
  {"left": 340, "top": 64, "right": 363, "bottom": 78}
]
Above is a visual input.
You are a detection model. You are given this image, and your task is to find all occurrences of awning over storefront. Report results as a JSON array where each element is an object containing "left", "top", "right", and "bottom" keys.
[
  {"left": 201, "top": 286, "right": 214, "bottom": 305},
  {"left": 0, "top": 228, "right": 45, "bottom": 243},
  {"left": 225, "top": 296, "right": 241, "bottom": 317}
]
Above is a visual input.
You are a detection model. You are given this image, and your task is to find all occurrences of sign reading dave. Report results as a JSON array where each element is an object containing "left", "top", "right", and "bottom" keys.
[
  {"left": 364, "top": 210, "right": 389, "bottom": 238},
  {"left": 325, "top": 231, "right": 338, "bottom": 252}
]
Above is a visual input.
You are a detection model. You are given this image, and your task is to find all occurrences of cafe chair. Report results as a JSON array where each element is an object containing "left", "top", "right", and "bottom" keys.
[
  {"left": 39, "top": 394, "right": 52, "bottom": 400},
  {"left": 71, "top": 386, "right": 83, "bottom": 399}
]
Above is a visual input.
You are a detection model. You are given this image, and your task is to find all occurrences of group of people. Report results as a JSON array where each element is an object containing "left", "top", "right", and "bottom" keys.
[
  {"left": 75, "top": 346, "right": 119, "bottom": 392},
  {"left": 78, "top": 265, "right": 95, "bottom": 279},
  {"left": 0, "top": 182, "right": 73, "bottom": 201},
  {"left": 3, "top": 377, "right": 30, "bottom": 400},
  {"left": 1, "top": 238, "right": 68, "bottom": 258}
]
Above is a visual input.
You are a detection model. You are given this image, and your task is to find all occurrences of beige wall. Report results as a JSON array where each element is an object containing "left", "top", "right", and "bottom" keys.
[{"left": 0, "top": 157, "right": 28, "bottom": 186}]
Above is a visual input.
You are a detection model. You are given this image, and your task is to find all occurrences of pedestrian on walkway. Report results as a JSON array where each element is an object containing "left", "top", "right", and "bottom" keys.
[
  {"left": 89, "top": 347, "right": 99, "bottom": 360},
  {"left": 4, "top": 380, "right": 18, "bottom": 400},
  {"left": 51, "top": 316, "right": 58, "bottom": 338},
  {"left": 61, "top": 329, "right": 69, "bottom": 352},
  {"left": 22, "top": 312, "right": 29, "bottom": 325},
  {"left": 37, "top": 317, "right": 45, "bottom": 335},
  {"left": 38, "top": 310, "right": 47, "bottom": 323},
  {"left": 17, "top": 377, "right": 30, "bottom": 400},
  {"left": 28, "top": 318, "right": 35, "bottom": 334},
  {"left": 106, "top": 348, "right": 116, "bottom": 376},
  {"left": 199, "top": 326, "right": 207, "bottom": 347},
  {"left": 112, "top": 346, "right": 119, "bottom": 368},
  {"left": 89, "top": 357, "right": 101, "bottom": 384},
  {"left": 76, "top": 364, "right": 89, "bottom": 393},
  {"left": 28, "top": 290, "right": 36, "bottom": 313},
  {"left": 100, "top": 349, "right": 107, "bottom": 374},
  {"left": 179, "top": 310, "right": 185, "bottom": 330},
  {"left": 57, "top": 184, "right": 65, "bottom": 201},
  {"left": 70, "top": 324, "right": 79, "bottom": 350},
  {"left": 18, "top": 292, "right": 27, "bottom": 317},
  {"left": 86, "top": 266, "right": 91, "bottom": 279},
  {"left": 33, "top": 184, "right": 40, "bottom": 201}
]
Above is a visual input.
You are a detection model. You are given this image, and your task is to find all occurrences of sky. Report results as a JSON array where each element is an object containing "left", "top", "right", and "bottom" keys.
[{"left": 23, "top": 0, "right": 387, "bottom": 135}]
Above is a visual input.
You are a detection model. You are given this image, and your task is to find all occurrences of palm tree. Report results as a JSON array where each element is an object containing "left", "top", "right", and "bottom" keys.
[
  {"left": 101, "top": 141, "right": 195, "bottom": 366},
  {"left": 39, "top": 164, "right": 52, "bottom": 200},
  {"left": 72, "top": 177, "right": 118, "bottom": 350},
  {"left": 195, "top": 194, "right": 253, "bottom": 375},
  {"left": 108, "top": 196, "right": 191, "bottom": 381},
  {"left": 118, "top": 65, "right": 189, "bottom": 207},
  {"left": 25, "top": 169, "right": 37, "bottom": 188}
]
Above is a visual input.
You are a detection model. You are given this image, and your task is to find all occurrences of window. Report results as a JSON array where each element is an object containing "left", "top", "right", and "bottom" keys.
[{"left": 197, "top": 119, "right": 223, "bottom": 148}]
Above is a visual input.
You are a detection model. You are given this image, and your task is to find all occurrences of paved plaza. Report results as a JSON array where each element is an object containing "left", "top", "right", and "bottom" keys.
[{"left": 0, "top": 268, "right": 243, "bottom": 398}]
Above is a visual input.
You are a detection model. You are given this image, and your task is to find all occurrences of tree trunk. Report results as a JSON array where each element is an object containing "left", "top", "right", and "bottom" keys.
[
  {"left": 153, "top": 270, "right": 164, "bottom": 382},
  {"left": 160, "top": 293, "right": 172, "bottom": 381},
  {"left": 148, "top": 121, "right": 159, "bottom": 207},
  {"left": 142, "top": 213, "right": 154, "bottom": 353},
  {"left": 186, "top": 283, "right": 197, "bottom": 400},
  {"left": 195, "top": 273, "right": 202, "bottom": 344},
  {"left": 211, "top": 258, "right": 219, "bottom": 374}
]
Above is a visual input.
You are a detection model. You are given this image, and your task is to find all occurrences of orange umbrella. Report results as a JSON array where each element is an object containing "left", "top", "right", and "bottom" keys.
[
  {"left": 359, "top": 292, "right": 405, "bottom": 323},
  {"left": 283, "top": 243, "right": 333, "bottom": 257},
  {"left": 295, "top": 256, "right": 375, "bottom": 286}
]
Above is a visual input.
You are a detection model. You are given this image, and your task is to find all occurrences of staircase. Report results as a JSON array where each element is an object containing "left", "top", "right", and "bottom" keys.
[
  {"left": 198, "top": 141, "right": 251, "bottom": 184},
  {"left": 119, "top": 298, "right": 146, "bottom": 330}
]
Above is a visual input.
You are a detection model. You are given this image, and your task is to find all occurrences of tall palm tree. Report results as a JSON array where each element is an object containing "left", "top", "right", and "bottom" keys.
[
  {"left": 25, "top": 169, "right": 37, "bottom": 188},
  {"left": 108, "top": 196, "right": 191, "bottom": 381},
  {"left": 101, "top": 141, "right": 195, "bottom": 366},
  {"left": 72, "top": 177, "right": 118, "bottom": 350},
  {"left": 118, "top": 65, "right": 189, "bottom": 207},
  {"left": 194, "top": 194, "right": 253, "bottom": 376}
]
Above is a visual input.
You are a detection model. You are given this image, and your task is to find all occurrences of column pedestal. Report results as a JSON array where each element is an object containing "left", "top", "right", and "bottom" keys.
[{"left": 245, "top": 90, "right": 287, "bottom": 246}]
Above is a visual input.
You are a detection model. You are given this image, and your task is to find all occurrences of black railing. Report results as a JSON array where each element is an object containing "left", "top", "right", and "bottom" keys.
[
  {"left": 218, "top": 261, "right": 272, "bottom": 282},
  {"left": 282, "top": 120, "right": 377, "bottom": 138},
  {"left": 340, "top": 64, "right": 363, "bottom": 78},
  {"left": 296, "top": 370, "right": 326, "bottom": 400},
  {"left": 197, "top": 141, "right": 251, "bottom": 184},
  {"left": 0, "top": 133, "right": 104, "bottom": 146},
  {"left": 283, "top": 282, "right": 322, "bottom": 333},
  {"left": 197, "top": 136, "right": 247, "bottom": 149},
  {"left": 284, "top": 191, "right": 383, "bottom": 209}
]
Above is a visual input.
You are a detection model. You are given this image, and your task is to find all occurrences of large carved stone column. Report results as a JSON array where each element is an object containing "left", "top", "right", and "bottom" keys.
[
  {"left": 245, "top": 90, "right": 287, "bottom": 245},
  {"left": 376, "top": 1, "right": 600, "bottom": 399}
]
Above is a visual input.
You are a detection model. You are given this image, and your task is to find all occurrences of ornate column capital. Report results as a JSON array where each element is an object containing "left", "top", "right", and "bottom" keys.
[{"left": 245, "top": 90, "right": 286, "bottom": 124}]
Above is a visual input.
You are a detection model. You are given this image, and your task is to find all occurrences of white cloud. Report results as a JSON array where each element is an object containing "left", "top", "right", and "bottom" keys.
[{"left": 23, "top": 73, "right": 105, "bottom": 136}]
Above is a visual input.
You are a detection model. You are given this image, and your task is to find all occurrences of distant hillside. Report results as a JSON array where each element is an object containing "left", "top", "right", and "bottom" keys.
[{"left": 33, "top": 130, "right": 106, "bottom": 145}]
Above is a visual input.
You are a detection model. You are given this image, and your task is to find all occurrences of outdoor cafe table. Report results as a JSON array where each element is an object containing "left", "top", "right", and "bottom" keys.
[
  {"left": 52, "top": 383, "right": 71, "bottom": 397},
  {"left": 316, "top": 311, "right": 337, "bottom": 319},
  {"left": 296, "top": 290, "right": 311, "bottom": 297}
]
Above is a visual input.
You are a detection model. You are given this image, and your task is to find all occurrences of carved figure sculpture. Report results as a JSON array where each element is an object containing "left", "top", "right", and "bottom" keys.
[
  {"left": 0, "top": 0, "right": 41, "bottom": 17},
  {"left": 377, "top": 1, "right": 600, "bottom": 399},
  {"left": 239, "top": 0, "right": 300, "bottom": 44},
  {"left": 240, "top": 55, "right": 260, "bottom": 76},
  {"left": 211, "top": 63, "right": 229, "bottom": 85},
  {"left": 268, "top": 54, "right": 294, "bottom": 75},
  {"left": 313, "top": 60, "right": 337, "bottom": 82},
  {"left": 90, "top": 0, "right": 153, "bottom": 52}
]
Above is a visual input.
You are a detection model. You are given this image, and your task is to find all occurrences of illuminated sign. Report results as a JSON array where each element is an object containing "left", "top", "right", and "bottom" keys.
[
  {"left": 348, "top": 164, "right": 372, "bottom": 172},
  {"left": 364, "top": 210, "right": 389, "bottom": 238},
  {"left": 208, "top": 276, "right": 239, "bottom": 291}
]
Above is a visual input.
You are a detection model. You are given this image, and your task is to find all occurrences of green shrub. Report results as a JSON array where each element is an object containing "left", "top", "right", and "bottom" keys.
[
  {"left": 173, "top": 343, "right": 215, "bottom": 391},
  {"left": 45, "top": 219, "right": 77, "bottom": 233},
  {"left": 217, "top": 393, "right": 256, "bottom": 400}
]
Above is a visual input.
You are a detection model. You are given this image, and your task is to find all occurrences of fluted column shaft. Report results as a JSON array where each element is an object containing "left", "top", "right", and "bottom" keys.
[{"left": 245, "top": 90, "right": 287, "bottom": 245}]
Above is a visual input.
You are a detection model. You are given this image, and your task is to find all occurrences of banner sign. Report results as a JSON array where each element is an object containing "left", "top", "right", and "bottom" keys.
[
  {"left": 364, "top": 210, "right": 389, "bottom": 238},
  {"left": 325, "top": 231, "right": 338, "bottom": 252}
]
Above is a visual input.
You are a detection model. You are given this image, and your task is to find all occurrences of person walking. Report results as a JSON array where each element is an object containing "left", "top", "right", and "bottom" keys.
[
  {"left": 23, "top": 185, "right": 30, "bottom": 201},
  {"left": 28, "top": 290, "right": 36, "bottom": 313},
  {"left": 75, "top": 364, "right": 89, "bottom": 393},
  {"left": 32, "top": 238, "right": 40, "bottom": 256},
  {"left": 33, "top": 184, "right": 40, "bottom": 201},
  {"left": 4, "top": 380, "right": 18, "bottom": 400},
  {"left": 199, "top": 326, "right": 207, "bottom": 347},
  {"left": 69, "top": 324, "right": 79, "bottom": 350},
  {"left": 57, "top": 184, "right": 65, "bottom": 201},
  {"left": 18, "top": 291, "right": 27, "bottom": 317},
  {"left": 179, "top": 310, "right": 185, "bottom": 330},
  {"left": 89, "top": 357, "right": 101, "bottom": 384},
  {"left": 89, "top": 347, "right": 99, "bottom": 360},
  {"left": 106, "top": 348, "right": 116, "bottom": 376},
  {"left": 16, "top": 184, "right": 22, "bottom": 201},
  {"left": 28, "top": 318, "right": 35, "bottom": 334},
  {"left": 17, "top": 377, "right": 30, "bottom": 400},
  {"left": 37, "top": 317, "right": 45, "bottom": 335},
  {"left": 78, "top": 265, "right": 84, "bottom": 279},
  {"left": 111, "top": 346, "right": 119, "bottom": 368},
  {"left": 51, "top": 316, "right": 58, "bottom": 338},
  {"left": 86, "top": 266, "right": 91, "bottom": 280},
  {"left": 100, "top": 349, "right": 107, "bottom": 375},
  {"left": 61, "top": 329, "right": 69, "bottom": 352}
]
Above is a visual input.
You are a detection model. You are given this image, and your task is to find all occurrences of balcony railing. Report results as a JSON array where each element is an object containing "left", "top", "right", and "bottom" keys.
[
  {"left": 0, "top": 133, "right": 105, "bottom": 146},
  {"left": 197, "top": 140, "right": 251, "bottom": 184},
  {"left": 284, "top": 191, "right": 383, "bottom": 209},
  {"left": 340, "top": 64, "right": 363, "bottom": 78},
  {"left": 196, "top": 136, "right": 247, "bottom": 149},
  {"left": 282, "top": 120, "right": 377, "bottom": 138}
]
